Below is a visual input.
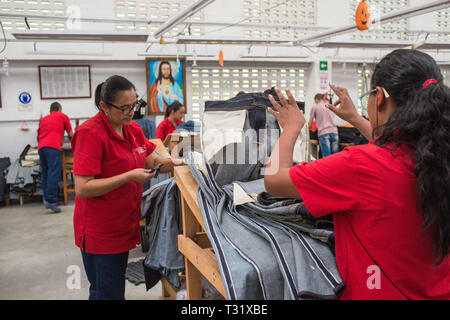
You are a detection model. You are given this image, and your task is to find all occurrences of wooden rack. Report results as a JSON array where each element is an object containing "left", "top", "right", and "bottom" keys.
[{"left": 174, "top": 165, "right": 227, "bottom": 299}]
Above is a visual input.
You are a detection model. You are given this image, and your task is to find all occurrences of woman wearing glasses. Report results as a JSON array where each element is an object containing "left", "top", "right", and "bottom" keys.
[
  {"left": 71, "top": 75, "right": 182, "bottom": 300},
  {"left": 264, "top": 49, "right": 449, "bottom": 299}
]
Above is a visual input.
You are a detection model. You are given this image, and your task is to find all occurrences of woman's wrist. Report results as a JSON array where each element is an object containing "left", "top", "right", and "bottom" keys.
[
  {"left": 348, "top": 113, "right": 365, "bottom": 126},
  {"left": 123, "top": 170, "right": 133, "bottom": 183},
  {"left": 283, "top": 124, "right": 303, "bottom": 136}
]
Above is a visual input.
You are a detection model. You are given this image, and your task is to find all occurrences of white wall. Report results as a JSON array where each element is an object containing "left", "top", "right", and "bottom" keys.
[{"left": 0, "top": 60, "right": 150, "bottom": 160}]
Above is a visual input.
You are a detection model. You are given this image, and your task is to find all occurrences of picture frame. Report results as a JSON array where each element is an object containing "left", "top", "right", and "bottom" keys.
[
  {"left": 38, "top": 65, "right": 92, "bottom": 100},
  {"left": 146, "top": 57, "right": 187, "bottom": 116}
]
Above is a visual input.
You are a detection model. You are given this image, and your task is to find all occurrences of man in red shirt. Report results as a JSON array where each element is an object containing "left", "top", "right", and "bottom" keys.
[{"left": 37, "top": 102, "right": 73, "bottom": 213}]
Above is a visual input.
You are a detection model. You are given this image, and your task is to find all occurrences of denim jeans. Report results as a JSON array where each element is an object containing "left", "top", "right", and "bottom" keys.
[
  {"left": 187, "top": 152, "right": 344, "bottom": 300},
  {"left": 38, "top": 147, "right": 61, "bottom": 204},
  {"left": 141, "top": 178, "right": 184, "bottom": 290},
  {"left": 81, "top": 250, "right": 129, "bottom": 300},
  {"left": 318, "top": 133, "right": 339, "bottom": 158}
]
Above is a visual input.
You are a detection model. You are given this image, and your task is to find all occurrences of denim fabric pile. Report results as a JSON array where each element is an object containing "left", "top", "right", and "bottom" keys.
[
  {"left": 141, "top": 178, "right": 185, "bottom": 291},
  {"left": 140, "top": 92, "right": 344, "bottom": 299},
  {"left": 187, "top": 152, "right": 344, "bottom": 300}
]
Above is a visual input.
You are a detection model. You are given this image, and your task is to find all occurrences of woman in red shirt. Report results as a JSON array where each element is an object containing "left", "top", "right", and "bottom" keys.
[
  {"left": 155, "top": 101, "right": 185, "bottom": 142},
  {"left": 72, "top": 75, "right": 183, "bottom": 300},
  {"left": 264, "top": 49, "right": 449, "bottom": 299}
]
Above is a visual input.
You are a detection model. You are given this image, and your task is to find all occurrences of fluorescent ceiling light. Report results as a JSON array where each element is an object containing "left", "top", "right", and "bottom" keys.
[
  {"left": 25, "top": 51, "right": 113, "bottom": 56},
  {"left": 137, "top": 53, "right": 216, "bottom": 57},
  {"left": 416, "top": 42, "right": 450, "bottom": 50},
  {"left": 294, "top": 0, "right": 450, "bottom": 46},
  {"left": 318, "top": 40, "right": 414, "bottom": 49},
  {"left": 153, "top": 0, "right": 216, "bottom": 39},
  {"left": 176, "top": 36, "right": 293, "bottom": 45},
  {"left": 239, "top": 55, "right": 309, "bottom": 59},
  {"left": 318, "top": 40, "right": 450, "bottom": 50},
  {"left": 12, "top": 31, "right": 149, "bottom": 42}
]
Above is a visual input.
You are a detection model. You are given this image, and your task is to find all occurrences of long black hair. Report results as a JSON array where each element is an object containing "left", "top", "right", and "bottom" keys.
[
  {"left": 157, "top": 61, "right": 175, "bottom": 84},
  {"left": 372, "top": 49, "right": 450, "bottom": 264},
  {"left": 164, "top": 101, "right": 183, "bottom": 118},
  {"left": 94, "top": 75, "right": 136, "bottom": 110}
]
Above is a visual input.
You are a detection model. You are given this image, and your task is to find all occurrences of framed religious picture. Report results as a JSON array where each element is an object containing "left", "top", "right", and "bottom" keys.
[{"left": 146, "top": 57, "right": 186, "bottom": 115}]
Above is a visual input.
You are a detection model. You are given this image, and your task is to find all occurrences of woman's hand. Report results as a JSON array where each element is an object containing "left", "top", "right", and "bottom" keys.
[
  {"left": 169, "top": 156, "right": 185, "bottom": 166},
  {"left": 268, "top": 89, "right": 305, "bottom": 134},
  {"left": 127, "top": 168, "right": 155, "bottom": 184},
  {"left": 327, "top": 84, "right": 360, "bottom": 124}
]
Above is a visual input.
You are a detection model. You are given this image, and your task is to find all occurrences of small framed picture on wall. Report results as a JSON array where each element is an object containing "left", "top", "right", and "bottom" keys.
[
  {"left": 38, "top": 65, "right": 92, "bottom": 100},
  {"left": 146, "top": 57, "right": 186, "bottom": 116}
]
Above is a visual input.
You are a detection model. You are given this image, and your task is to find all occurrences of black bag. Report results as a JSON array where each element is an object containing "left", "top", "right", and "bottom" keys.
[
  {"left": 0, "top": 157, "right": 11, "bottom": 201},
  {"left": 338, "top": 126, "right": 368, "bottom": 145}
]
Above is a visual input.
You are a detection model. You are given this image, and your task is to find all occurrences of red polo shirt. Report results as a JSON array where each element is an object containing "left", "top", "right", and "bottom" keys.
[
  {"left": 289, "top": 141, "right": 450, "bottom": 300},
  {"left": 71, "top": 112, "right": 156, "bottom": 254},
  {"left": 155, "top": 117, "right": 183, "bottom": 142},
  {"left": 37, "top": 111, "right": 72, "bottom": 150}
]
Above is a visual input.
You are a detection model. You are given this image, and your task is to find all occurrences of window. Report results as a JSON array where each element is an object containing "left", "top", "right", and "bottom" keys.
[
  {"left": 442, "top": 67, "right": 449, "bottom": 86},
  {"left": 115, "top": 0, "right": 205, "bottom": 35},
  {"left": 243, "top": 0, "right": 316, "bottom": 39},
  {"left": 435, "top": 8, "right": 450, "bottom": 43},
  {"left": 356, "top": 65, "right": 374, "bottom": 117},
  {"left": 188, "top": 62, "right": 308, "bottom": 121},
  {"left": 0, "top": 0, "right": 66, "bottom": 30}
]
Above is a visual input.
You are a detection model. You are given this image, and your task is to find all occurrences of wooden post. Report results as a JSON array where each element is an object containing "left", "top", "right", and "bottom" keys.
[{"left": 181, "top": 196, "right": 203, "bottom": 300}]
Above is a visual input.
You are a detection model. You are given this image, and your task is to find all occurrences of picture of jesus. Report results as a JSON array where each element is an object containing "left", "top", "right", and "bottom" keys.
[{"left": 147, "top": 58, "right": 186, "bottom": 114}]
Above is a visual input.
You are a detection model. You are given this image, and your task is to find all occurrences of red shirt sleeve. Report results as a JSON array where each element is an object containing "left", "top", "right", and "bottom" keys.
[
  {"left": 63, "top": 113, "right": 73, "bottom": 133},
  {"left": 155, "top": 120, "right": 167, "bottom": 141},
  {"left": 145, "top": 140, "right": 156, "bottom": 157},
  {"left": 289, "top": 148, "right": 359, "bottom": 217},
  {"left": 72, "top": 127, "right": 103, "bottom": 176}
]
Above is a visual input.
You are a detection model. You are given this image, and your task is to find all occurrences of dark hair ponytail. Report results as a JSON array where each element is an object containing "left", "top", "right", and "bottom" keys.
[
  {"left": 94, "top": 75, "right": 136, "bottom": 110},
  {"left": 373, "top": 49, "right": 450, "bottom": 264},
  {"left": 165, "top": 101, "right": 183, "bottom": 118}
]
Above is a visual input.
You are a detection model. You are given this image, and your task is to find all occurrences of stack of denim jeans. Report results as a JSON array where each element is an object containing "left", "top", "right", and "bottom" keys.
[
  {"left": 141, "top": 178, "right": 185, "bottom": 290},
  {"left": 186, "top": 151, "right": 344, "bottom": 300},
  {"left": 202, "top": 92, "right": 307, "bottom": 187}
]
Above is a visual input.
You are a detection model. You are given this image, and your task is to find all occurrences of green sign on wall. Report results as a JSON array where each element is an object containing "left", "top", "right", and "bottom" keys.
[{"left": 319, "top": 61, "right": 328, "bottom": 71}]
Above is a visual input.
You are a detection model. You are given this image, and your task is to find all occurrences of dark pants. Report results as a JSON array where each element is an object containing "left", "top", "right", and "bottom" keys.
[
  {"left": 81, "top": 250, "right": 129, "bottom": 300},
  {"left": 38, "top": 147, "right": 62, "bottom": 204}
]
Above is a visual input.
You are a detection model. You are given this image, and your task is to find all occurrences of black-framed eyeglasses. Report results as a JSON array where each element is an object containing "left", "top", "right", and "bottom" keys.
[
  {"left": 359, "top": 87, "right": 390, "bottom": 111},
  {"left": 107, "top": 101, "right": 138, "bottom": 114}
]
